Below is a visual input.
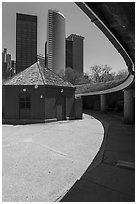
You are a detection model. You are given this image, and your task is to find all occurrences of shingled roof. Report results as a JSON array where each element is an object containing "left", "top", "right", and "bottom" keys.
[{"left": 3, "top": 62, "right": 74, "bottom": 88}]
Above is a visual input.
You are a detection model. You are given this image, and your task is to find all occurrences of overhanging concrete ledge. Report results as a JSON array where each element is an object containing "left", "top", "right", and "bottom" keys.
[{"left": 75, "top": 74, "right": 134, "bottom": 97}]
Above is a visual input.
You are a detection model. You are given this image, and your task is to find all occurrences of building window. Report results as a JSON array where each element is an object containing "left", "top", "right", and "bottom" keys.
[{"left": 19, "top": 95, "right": 31, "bottom": 109}]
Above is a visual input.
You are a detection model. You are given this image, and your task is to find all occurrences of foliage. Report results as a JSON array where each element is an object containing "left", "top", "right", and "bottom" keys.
[
  {"left": 59, "top": 65, "right": 128, "bottom": 87},
  {"left": 89, "top": 64, "right": 115, "bottom": 83},
  {"left": 75, "top": 65, "right": 129, "bottom": 94},
  {"left": 59, "top": 67, "right": 91, "bottom": 85},
  {"left": 65, "top": 67, "right": 81, "bottom": 84},
  {"left": 89, "top": 64, "right": 128, "bottom": 83},
  {"left": 75, "top": 78, "right": 125, "bottom": 94},
  {"left": 114, "top": 69, "right": 128, "bottom": 80}
]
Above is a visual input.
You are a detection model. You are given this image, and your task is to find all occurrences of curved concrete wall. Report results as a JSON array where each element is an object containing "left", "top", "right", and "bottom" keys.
[
  {"left": 47, "top": 10, "right": 65, "bottom": 74},
  {"left": 76, "top": 74, "right": 134, "bottom": 97},
  {"left": 76, "top": 2, "right": 135, "bottom": 75}
]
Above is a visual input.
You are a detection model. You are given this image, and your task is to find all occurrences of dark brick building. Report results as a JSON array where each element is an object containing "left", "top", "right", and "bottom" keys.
[
  {"left": 3, "top": 62, "right": 76, "bottom": 122},
  {"left": 16, "top": 13, "right": 37, "bottom": 73}
]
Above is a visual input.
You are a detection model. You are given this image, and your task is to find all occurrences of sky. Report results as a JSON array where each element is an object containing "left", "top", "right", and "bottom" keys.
[{"left": 2, "top": 2, "right": 127, "bottom": 74}]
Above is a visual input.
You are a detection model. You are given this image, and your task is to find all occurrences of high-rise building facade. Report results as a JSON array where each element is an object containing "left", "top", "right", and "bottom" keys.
[
  {"left": 66, "top": 39, "right": 73, "bottom": 69},
  {"left": 66, "top": 34, "right": 84, "bottom": 74},
  {"left": 47, "top": 10, "right": 65, "bottom": 74},
  {"left": 11, "top": 60, "right": 16, "bottom": 76},
  {"left": 45, "top": 41, "right": 48, "bottom": 67},
  {"left": 2, "top": 48, "right": 12, "bottom": 79},
  {"left": 16, "top": 13, "right": 37, "bottom": 73}
]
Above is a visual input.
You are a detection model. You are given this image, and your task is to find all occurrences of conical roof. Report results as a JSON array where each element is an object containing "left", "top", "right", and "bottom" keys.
[{"left": 3, "top": 62, "right": 74, "bottom": 88}]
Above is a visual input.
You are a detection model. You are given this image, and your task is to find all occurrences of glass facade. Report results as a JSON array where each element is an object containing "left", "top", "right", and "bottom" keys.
[{"left": 16, "top": 13, "right": 37, "bottom": 73}]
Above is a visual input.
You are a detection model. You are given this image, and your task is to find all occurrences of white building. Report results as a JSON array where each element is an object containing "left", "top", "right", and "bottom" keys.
[{"left": 47, "top": 10, "right": 65, "bottom": 74}]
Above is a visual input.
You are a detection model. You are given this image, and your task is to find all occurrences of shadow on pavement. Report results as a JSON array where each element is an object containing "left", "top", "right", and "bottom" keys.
[{"left": 61, "top": 110, "right": 135, "bottom": 202}]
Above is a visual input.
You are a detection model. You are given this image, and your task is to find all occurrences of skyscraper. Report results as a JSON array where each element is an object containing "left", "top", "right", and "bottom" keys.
[
  {"left": 16, "top": 13, "right": 37, "bottom": 73},
  {"left": 66, "top": 34, "right": 84, "bottom": 74},
  {"left": 47, "top": 10, "right": 65, "bottom": 74},
  {"left": 2, "top": 48, "right": 11, "bottom": 79}
]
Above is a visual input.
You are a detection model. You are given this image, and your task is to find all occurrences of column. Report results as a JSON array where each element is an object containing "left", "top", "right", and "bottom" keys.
[
  {"left": 124, "top": 89, "right": 135, "bottom": 124},
  {"left": 100, "top": 94, "right": 107, "bottom": 113},
  {"left": 75, "top": 96, "right": 83, "bottom": 119}
]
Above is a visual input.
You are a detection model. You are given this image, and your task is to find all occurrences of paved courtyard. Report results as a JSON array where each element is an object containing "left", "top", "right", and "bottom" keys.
[{"left": 2, "top": 114, "right": 104, "bottom": 202}]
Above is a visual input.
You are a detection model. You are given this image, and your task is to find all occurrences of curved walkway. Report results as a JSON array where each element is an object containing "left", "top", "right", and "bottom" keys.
[
  {"left": 2, "top": 114, "right": 104, "bottom": 202},
  {"left": 61, "top": 111, "right": 135, "bottom": 202}
]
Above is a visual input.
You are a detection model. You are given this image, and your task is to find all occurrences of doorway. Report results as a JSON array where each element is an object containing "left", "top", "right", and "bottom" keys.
[
  {"left": 19, "top": 93, "right": 31, "bottom": 119},
  {"left": 56, "top": 95, "right": 66, "bottom": 121}
]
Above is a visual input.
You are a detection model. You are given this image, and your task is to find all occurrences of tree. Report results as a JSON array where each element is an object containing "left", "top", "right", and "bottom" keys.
[
  {"left": 77, "top": 74, "right": 92, "bottom": 85},
  {"left": 58, "top": 67, "right": 81, "bottom": 85},
  {"left": 89, "top": 64, "right": 115, "bottom": 83},
  {"left": 58, "top": 67, "right": 91, "bottom": 85},
  {"left": 114, "top": 69, "right": 128, "bottom": 80},
  {"left": 64, "top": 67, "right": 82, "bottom": 84},
  {"left": 89, "top": 65, "right": 102, "bottom": 82},
  {"left": 100, "top": 65, "right": 115, "bottom": 82}
]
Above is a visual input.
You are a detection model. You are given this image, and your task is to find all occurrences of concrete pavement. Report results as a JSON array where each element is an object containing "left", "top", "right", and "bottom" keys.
[
  {"left": 2, "top": 114, "right": 104, "bottom": 202},
  {"left": 61, "top": 111, "right": 135, "bottom": 202}
]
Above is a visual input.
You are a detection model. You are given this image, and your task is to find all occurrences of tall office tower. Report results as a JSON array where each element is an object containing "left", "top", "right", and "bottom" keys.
[
  {"left": 45, "top": 41, "right": 48, "bottom": 67},
  {"left": 2, "top": 48, "right": 11, "bottom": 79},
  {"left": 47, "top": 10, "right": 65, "bottom": 74},
  {"left": 66, "top": 34, "right": 84, "bottom": 74},
  {"left": 16, "top": 13, "right": 37, "bottom": 73},
  {"left": 2, "top": 48, "right": 11, "bottom": 65},
  {"left": 2, "top": 48, "right": 7, "bottom": 63},
  {"left": 11, "top": 60, "right": 16, "bottom": 76}
]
